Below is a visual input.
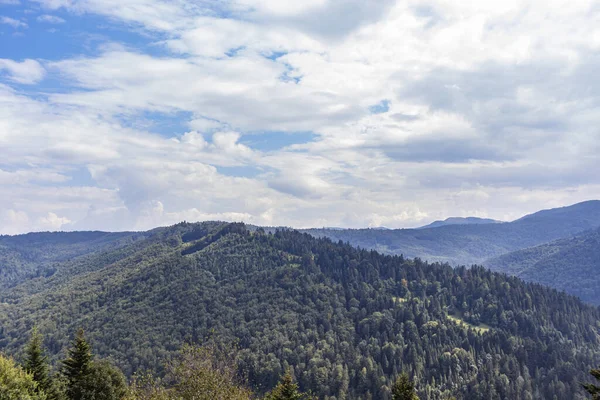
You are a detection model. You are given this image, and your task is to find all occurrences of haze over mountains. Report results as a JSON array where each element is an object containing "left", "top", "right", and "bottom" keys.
[
  {"left": 487, "top": 227, "right": 600, "bottom": 305},
  {"left": 417, "top": 217, "right": 502, "bottom": 230},
  {"left": 2, "top": 200, "right": 600, "bottom": 308},
  {"left": 304, "top": 200, "right": 600, "bottom": 266},
  {"left": 1, "top": 221, "right": 600, "bottom": 399}
]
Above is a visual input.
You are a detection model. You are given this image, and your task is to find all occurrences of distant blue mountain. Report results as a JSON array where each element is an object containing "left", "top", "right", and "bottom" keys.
[
  {"left": 304, "top": 200, "right": 600, "bottom": 266},
  {"left": 486, "top": 227, "right": 600, "bottom": 305},
  {"left": 418, "top": 217, "right": 502, "bottom": 229}
]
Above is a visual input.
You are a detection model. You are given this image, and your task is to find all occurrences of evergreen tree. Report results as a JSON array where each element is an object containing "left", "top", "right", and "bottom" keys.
[
  {"left": 61, "top": 328, "right": 92, "bottom": 400},
  {"left": 24, "top": 328, "right": 53, "bottom": 396},
  {"left": 266, "top": 370, "right": 313, "bottom": 400},
  {"left": 583, "top": 368, "right": 600, "bottom": 399},
  {"left": 391, "top": 373, "right": 419, "bottom": 400}
]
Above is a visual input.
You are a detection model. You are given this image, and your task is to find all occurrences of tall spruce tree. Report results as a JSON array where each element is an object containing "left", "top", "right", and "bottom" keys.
[
  {"left": 583, "top": 368, "right": 600, "bottom": 399},
  {"left": 391, "top": 373, "right": 419, "bottom": 400},
  {"left": 24, "top": 327, "right": 52, "bottom": 395},
  {"left": 61, "top": 328, "right": 93, "bottom": 400},
  {"left": 24, "top": 328, "right": 64, "bottom": 400},
  {"left": 265, "top": 370, "right": 313, "bottom": 400}
]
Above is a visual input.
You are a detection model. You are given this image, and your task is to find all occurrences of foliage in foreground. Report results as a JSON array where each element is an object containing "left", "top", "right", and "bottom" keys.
[
  {"left": 583, "top": 368, "right": 600, "bottom": 400},
  {"left": 13, "top": 329, "right": 128, "bottom": 400},
  {"left": 12, "top": 327, "right": 600, "bottom": 400},
  {"left": 263, "top": 370, "right": 316, "bottom": 400},
  {"left": 129, "top": 343, "right": 316, "bottom": 400},
  {"left": 23, "top": 327, "right": 56, "bottom": 398},
  {"left": 0, "top": 352, "right": 46, "bottom": 400},
  {"left": 391, "top": 373, "right": 419, "bottom": 400}
]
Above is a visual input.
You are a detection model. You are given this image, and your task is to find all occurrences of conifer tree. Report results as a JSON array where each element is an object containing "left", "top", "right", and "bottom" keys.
[
  {"left": 391, "top": 373, "right": 419, "bottom": 400},
  {"left": 61, "top": 328, "right": 93, "bottom": 400},
  {"left": 24, "top": 327, "right": 57, "bottom": 398},
  {"left": 266, "top": 370, "right": 313, "bottom": 400}
]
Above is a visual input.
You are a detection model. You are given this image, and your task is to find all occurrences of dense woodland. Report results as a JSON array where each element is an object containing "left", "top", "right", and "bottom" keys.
[
  {"left": 486, "top": 227, "right": 600, "bottom": 305},
  {"left": 0, "top": 328, "right": 334, "bottom": 400},
  {"left": 0, "top": 231, "right": 146, "bottom": 289},
  {"left": 1, "top": 222, "right": 600, "bottom": 398}
]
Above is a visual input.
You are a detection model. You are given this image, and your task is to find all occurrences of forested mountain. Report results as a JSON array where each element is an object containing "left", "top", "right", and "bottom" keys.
[
  {"left": 417, "top": 217, "right": 502, "bottom": 230},
  {"left": 486, "top": 227, "right": 600, "bottom": 305},
  {"left": 304, "top": 200, "right": 600, "bottom": 265},
  {"left": 1, "top": 222, "right": 600, "bottom": 399},
  {"left": 0, "top": 231, "right": 145, "bottom": 289}
]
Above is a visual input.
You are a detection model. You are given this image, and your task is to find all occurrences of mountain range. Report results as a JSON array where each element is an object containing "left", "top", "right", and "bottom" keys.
[
  {"left": 2, "top": 201, "right": 600, "bottom": 398},
  {"left": 1, "top": 222, "right": 600, "bottom": 399},
  {"left": 486, "top": 226, "right": 600, "bottom": 305},
  {"left": 303, "top": 200, "right": 600, "bottom": 266},
  {"left": 417, "top": 217, "right": 502, "bottom": 229}
]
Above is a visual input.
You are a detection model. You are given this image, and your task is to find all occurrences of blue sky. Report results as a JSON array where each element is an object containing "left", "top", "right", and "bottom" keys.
[{"left": 1, "top": 0, "right": 599, "bottom": 234}]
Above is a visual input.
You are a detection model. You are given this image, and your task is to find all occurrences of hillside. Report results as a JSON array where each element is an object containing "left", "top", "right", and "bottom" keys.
[
  {"left": 304, "top": 200, "right": 600, "bottom": 265},
  {"left": 0, "top": 231, "right": 146, "bottom": 289},
  {"left": 418, "top": 217, "right": 502, "bottom": 229},
  {"left": 1, "top": 222, "right": 600, "bottom": 399},
  {"left": 486, "top": 227, "right": 600, "bottom": 305}
]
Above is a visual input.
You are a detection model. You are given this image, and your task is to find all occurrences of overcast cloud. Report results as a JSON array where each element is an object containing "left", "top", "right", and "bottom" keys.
[{"left": 0, "top": 0, "right": 599, "bottom": 234}]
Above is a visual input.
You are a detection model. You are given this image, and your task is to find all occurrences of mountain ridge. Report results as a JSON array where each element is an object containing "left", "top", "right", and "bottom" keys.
[
  {"left": 417, "top": 217, "right": 503, "bottom": 229},
  {"left": 302, "top": 200, "right": 600, "bottom": 265},
  {"left": 1, "top": 222, "right": 600, "bottom": 399},
  {"left": 485, "top": 226, "right": 600, "bottom": 305}
]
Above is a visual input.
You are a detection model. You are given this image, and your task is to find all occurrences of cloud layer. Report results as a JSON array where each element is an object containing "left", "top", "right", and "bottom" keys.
[{"left": 0, "top": 0, "right": 599, "bottom": 233}]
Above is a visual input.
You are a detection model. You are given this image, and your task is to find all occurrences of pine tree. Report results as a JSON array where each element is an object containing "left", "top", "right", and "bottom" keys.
[
  {"left": 265, "top": 370, "right": 312, "bottom": 400},
  {"left": 391, "top": 373, "right": 419, "bottom": 400},
  {"left": 24, "top": 328, "right": 64, "bottom": 400},
  {"left": 62, "top": 328, "right": 93, "bottom": 400},
  {"left": 24, "top": 327, "right": 52, "bottom": 395},
  {"left": 583, "top": 368, "right": 600, "bottom": 399}
]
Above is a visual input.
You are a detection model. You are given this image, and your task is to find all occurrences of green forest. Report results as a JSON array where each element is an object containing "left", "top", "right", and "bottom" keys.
[
  {"left": 2, "top": 222, "right": 600, "bottom": 399},
  {"left": 486, "top": 227, "right": 600, "bottom": 305},
  {"left": 1, "top": 327, "right": 422, "bottom": 400}
]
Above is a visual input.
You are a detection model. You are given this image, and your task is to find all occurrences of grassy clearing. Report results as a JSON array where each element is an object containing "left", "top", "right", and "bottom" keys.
[
  {"left": 392, "top": 296, "right": 408, "bottom": 304},
  {"left": 447, "top": 314, "right": 491, "bottom": 334}
]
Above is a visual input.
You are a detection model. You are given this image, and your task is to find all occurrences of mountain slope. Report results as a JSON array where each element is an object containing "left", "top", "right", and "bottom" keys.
[
  {"left": 418, "top": 217, "right": 502, "bottom": 229},
  {"left": 0, "top": 231, "right": 145, "bottom": 289},
  {"left": 486, "top": 227, "right": 600, "bottom": 305},
  {"left": 304, "top": 200, "right": 600, "bottom": 265},
  {"left": 1, "top": 223, "right": 600, "bottom": 399}
]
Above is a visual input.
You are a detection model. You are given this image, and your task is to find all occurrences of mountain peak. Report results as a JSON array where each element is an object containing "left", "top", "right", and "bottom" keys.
[
  {"left": 516, "top": 200, "right": 600, "bottom": 222},
  {"left": 418, "top": 216, "right": 502, "bottom": 229}
]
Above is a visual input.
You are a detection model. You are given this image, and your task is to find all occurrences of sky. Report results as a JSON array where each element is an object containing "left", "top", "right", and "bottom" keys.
[{"left": 1, "top": 0, "right": 600, "bottom": 234}]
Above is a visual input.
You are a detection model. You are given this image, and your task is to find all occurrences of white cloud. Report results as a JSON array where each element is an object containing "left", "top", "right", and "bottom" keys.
[
  {"left": 188, "top": 118, "right": 223, "bottom": 132},
  {"left": 37, "top": 212, "right": 71, "bottom": 231},
  {"left": 0, "top": 16, "right": 27, "bottom": 28},
  {"left": 1, "top": 0, "right": 600, "bottom": 234},
  {"left": 232, "top": 0, "right": 328, "bottom": 17},
  {"left": 0, "top": 210, "right": 30, "bottom": 235},
  {"left": 0, "top": 168, "right": 69, "bottom": 185},
  {"left": 0, "top": 59, "right": 46, "bottom": 84},
  {"left": 36, "top": 14, "right": 65, "bottom": 23}
]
